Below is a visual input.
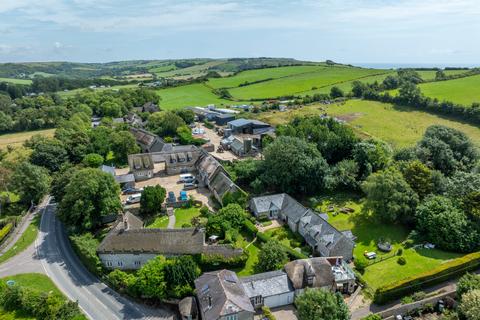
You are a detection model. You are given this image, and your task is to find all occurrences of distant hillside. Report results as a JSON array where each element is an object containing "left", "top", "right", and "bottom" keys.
[{"left": 0, "top": 58, "right": 321, "bottom": 80}]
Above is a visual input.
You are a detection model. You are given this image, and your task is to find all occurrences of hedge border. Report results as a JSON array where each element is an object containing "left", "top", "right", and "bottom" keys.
[
  {"left": 256, "top": 231, "right": 308, "bottom": 260},
  {"left": 374, "top": 251, "right": 480, "bottom": 304},
  {"left": 0, "top": 223, "right": 13, "bottom": 245}
]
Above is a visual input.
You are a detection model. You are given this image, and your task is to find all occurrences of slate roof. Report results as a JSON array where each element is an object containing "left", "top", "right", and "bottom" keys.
[
  {"left": 240, "top": 270, "right": 293, "bottom": 299},
  {"left": 195, "top": 270, "right": 254, "bottom": 320},
  {"left": 196, "top": 153, "right": 223, "bottom": 182},
  {"left": 130, "top": 128, "right": 171, "bottom": 152},
  {"left": 250, "top": 194, "right": 308, "bottom": 223},
  {"left": 114, "top": 174, "right": 135, "bottom": 184},
  {"left": 101, "top": 165, "right": 116, "bottom": 175},
  {"left": 210, "top": 171, "right": 241, "bottom": 200},
  {"left": 228, "top": 118, "right": 269, "bottom": 128},
  {"left": 97, "top": 227, "right": 205, "bottom": 254},
  {"left": 131, "top": 154, "right": 154, "bottom": 170}
]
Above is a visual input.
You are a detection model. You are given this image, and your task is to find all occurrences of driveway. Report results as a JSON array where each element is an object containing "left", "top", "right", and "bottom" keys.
[{"left": 195, "top": 123, "right": 239, "bottom": 161}]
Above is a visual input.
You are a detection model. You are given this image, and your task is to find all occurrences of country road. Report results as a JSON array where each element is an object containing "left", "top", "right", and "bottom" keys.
[{"left": 20, "top": 202, "right": 176, "bottom": 320}]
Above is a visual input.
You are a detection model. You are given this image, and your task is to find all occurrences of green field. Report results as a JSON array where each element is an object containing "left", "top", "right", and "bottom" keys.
[
  {"left": 315, "top": 193, "right": 463, "bottom": 291},
  {"left": 58, "top": 84, "right": 139, "bottom": 97},
  {"left": 418, "top": 74, "right": 480, "bottom": 105},
  {"left": 0, "top": 129, "right": 55, "bottom": 149},
  {"left": 207, "top": 65, "right": 328, "bottom": 89},
  {"left": 416, "top": 69, "right": 469, "bottom": 80},
  {"left": 228, "top": 67, "right": 390, "bottom": 100},
  {"left": 255, "top": 100, "right": 480, "bottom": 148},
  {"left": 156, "top": 83, "right": 244, "bottom": 109},
  {"left": 0, "top": 78, "right": 32, "bottom": 85}
]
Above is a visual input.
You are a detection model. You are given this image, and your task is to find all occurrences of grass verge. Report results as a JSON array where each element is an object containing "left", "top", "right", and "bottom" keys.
[{"left": 0, "top": 215, "right": 40, "bottom": 265}]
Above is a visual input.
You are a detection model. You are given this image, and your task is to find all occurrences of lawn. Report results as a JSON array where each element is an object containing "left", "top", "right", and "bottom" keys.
[
  {"left": 0, "top": 273, "right": 78, "bottom": 319},
  {"left": 418, "top": 74, "right": 480, "bottom": 106},
  {"left": 173, "top": 207, "right": 204, "bottom": 228},
  {"left": 233, "top": 231, "right": 261, "bottom": 277},
  {"left": 146, "top": 215, "right": 169, "bottom": 229},
  {"left": 0, "top": 215, "right": 40, "bottom": 264},
  {"left": 228, "top": 67, "right": 390, "bottom": 100},
  {"left": 0, "top": 78, "right": 32, "bottom": 85},
  {"left": 313, "top": 194, "right": 464, "bottom": 291},
  {"left": 255, "top": 100, "right": 480, "bottom": 148},
  {"left": 265, "top": 226, "right": 311, "bottom": 256},
  {"left": 0, "top": 129, "right": 55, "bottom": 149},
  {"left": 155, "top": 83, "right": 246, "bottom": 110}
]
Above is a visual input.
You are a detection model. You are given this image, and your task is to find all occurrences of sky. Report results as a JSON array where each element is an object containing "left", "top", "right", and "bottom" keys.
[{"left": 0, "top": 0, "right": 479, "bottom": 65}]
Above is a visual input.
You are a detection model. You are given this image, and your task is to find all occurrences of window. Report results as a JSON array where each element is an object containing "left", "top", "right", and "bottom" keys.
[
  {"left": 117, "top": 261, "right": 123, "bottom": 267},
  {"left": 106, "top": 261, "right": 113, "bottom": 267},
  {"left": 226, "top": 315, "right": 237, "bottom": 320},
  {"left": 254, "top": 296, "right": 263, "bottom": 306},
  {"left": 134, "top": 261, "right": 141, "bottom": 267}
]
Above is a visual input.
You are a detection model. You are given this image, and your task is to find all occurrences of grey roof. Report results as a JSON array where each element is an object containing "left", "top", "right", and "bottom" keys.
[
  {"left": 250, "top": 194, "right": 308, "bottom": 223},
  {"left": 123, "top": 212, "right": 144, "bottom": 230},
  {"left": 114, "top": 174, "right": 135, "bottom": 184},
  {"left": 130, "top": 154, "right": 154, "bottom": 170},
  {"left": 195, "top": 270, "right": 254, "bottom": 320},
  {"left": 101, "top": 165, "right": 116, "bottom": 175},
  {"left": 97, "top": 227, "right": 205, "bottom": 254},
  {"left": 241, "top": 270, "right": 293, "bottom": 299},
  {"left": 230, "top": 139, "right": 244, "bottom": 153},
  {"left": 215, "top": 114, "right": 235, "bottom": 119},
  {"left": 210, "top": 171, "right": 241, "bottom": 200},
  {"left": 228, "top": 118, "right": 269, "bottom": 127},
  {"left": 112, "top": 117, "right": 125, "bottom": 124},
  {"left": 179, "top": 297, "right": 197, "bottom": 318}
]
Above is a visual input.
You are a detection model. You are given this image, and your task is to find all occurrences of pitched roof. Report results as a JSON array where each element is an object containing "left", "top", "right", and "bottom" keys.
[
  {"left": 196, "top": 153, "right": 223, "bottom": 181},
  {"left": 284, "top": 258, "right": 335, "bottom": 290},
  {"left": 101, "top": 165, "right": 116, "bottom": 175},
  {"left": 228, "top": 118, "right": 269, "bottom": 127},
  {"left": 131, "top": 154, "right": 154, "bottom": 170},
  {"left": 210, "top": 171, "right": 241, "bottom": 200},
  {"left": 114, "top": 173, "right": 135, "bottom": 184},
  {"left": 123, "top": 212, "right": 143, "bottom": 230},
  {"left": 250, "top": 193, "right": 308, "bottom": 223},
  {"left": 240, "top": 270, "right": 293, "bottom": 299},
  {"left": 195, "top": 270, "right": 254, "bottom": 320},
  {"left": 97, "top": 227, "right": 205, "bottom": 255}
]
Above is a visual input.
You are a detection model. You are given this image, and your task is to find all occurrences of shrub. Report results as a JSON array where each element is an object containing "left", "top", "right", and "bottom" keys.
[
  {"left": 199, "top": 206, "right": 209, "bottom": 216},
  {"left": 0, "top": 223, "right": 13, "bottom": 244},
  {"left": 262, "top": 306, "right": 276, "bottom": 320},
  {"left": 199, "top": 253, "right": 248, "bottom": 271},
  {"left": 69, "top": 233, "right": 103, "bottom": 276},
  {"left": 354, "top": 257, "right": 368, "bottom": 274},
  {"left": 242, "top": 219, "right": 258, "bottom": 236},
  {"left": 397, "top": 257, "right": 407, "bottom": 265},
  {"left": 401, "top": 295, "right": 414, "bottom": 304},
  {"left": 374, "top": 251, "right": 480, "bottom": 304},
  {"left": 361, "top": 315, "right": 382, "bottom": 320},
  {"left": 397, "top": 248, "right": 403, "bottom": 256}
]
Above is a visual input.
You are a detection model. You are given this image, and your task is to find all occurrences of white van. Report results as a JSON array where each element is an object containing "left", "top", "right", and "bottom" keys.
[
  {"left": 126, "top": 193, "right": 142, "bottom": 204},
  {"left": 179, "top": 174, "right": 195, "bottom": 183}
]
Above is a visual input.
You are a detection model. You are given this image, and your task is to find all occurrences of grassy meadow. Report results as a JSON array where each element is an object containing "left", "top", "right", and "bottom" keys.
[
  {"left": 255, "top": 100, "right": 480, "bottom": 148},
  {"left": 0, "top": 129, "right": 55, "bottom": 149},
  {"left": 228, "top": 67, "right": 390, "bottom": 100},
  {"left": 416, "top": 69, "right": 470, "bottom": 80},
  {"left": 0, "top": 78, "right": 32, "bottom": 85},
  {"left": 418, "top": 74, "right": 480, "bottom": 105}
]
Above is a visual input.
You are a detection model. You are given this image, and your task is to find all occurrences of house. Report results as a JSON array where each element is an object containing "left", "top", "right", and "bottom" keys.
[
  {"left": 179, "top": 297, "right": 199, "bottom": 320},
  {"left": 135, "top": 101, "right": 160, "bottom": 113},
  {"left": 130, "top": 128, "right": 172, "bottom": 153},
  {"left": 227, "top": 119, "right": 273, "bottom": 135},
  {"left": 125, "top": 112, "right": 144, "bottom": 127},
  {"left": 240, "top": 270, "right": 295, "bottom": 309},
  {"left": 249, "top": 194, "right": 355, "bottom": 261},
  {"left": 97, "top": 213, "right": 243, "bottom": 270},
  {"left": 128, "top": 154, "right": 154, "bottom": 181},
  {"left": 194, "top": 270, "right": 255, "bottom": 320},
  {"left": 284, "top": 257, "right": 356, "bottom": 294}
]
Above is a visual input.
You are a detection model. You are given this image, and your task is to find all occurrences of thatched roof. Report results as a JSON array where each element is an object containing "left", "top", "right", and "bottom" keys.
[{"left": 284, "top": 257, "right": 335, "bottom": 290}]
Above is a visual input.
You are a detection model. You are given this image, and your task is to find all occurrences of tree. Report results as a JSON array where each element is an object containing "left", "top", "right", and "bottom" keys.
[
  {"left": 416, "top": 125, "right": 478, "bottom": 175},
  {"left": 88, "top": 126, "right": 113, "bottom": 158},
  {"left": 134, "top": 256, "right": 167, "bottom": 300},
  {"left": 110, "top": 130, "right": 140, "bottom": 164},
  {"left": 353, "top": 139, "right": 392, "bottom": 180},
  {"left": 398, "top": 82, "right": 422, "bottom": 105},
  {"left": 58, "top": 168, "right": 121, "bottom": 232},
  {"left": 295, "top": 288, "right": 350, "bottom": 320},
  {"left": 10, "top": 162, "right": 51, "bottom": 204},
  {"left": 362, "top": 167, "right": 418, "bottom": 223},
  {"left": 324, "top": 159, "right": 359, "bottom": 190},
  {"left": 401, "top": 160, "right": 433, "bottom": 199},
  {"left": 82, "top": 153, "right": 104, "bottom": 168},
  {"left": 330, "top": 86, "right": 344, "bottom": 99},
  {"left": 206, "top": 203, "right": 246, "bottom": 238},
  {"left": 175, "top": 109, "right": 195, "bottom": 124},
  {"left": 0, "top": 111, "right": 13, "bottom": 132},
  {"left": 256, "top": 240, "right": 288, "bottom": 272},
  {"left": 163, "top": 256, "right": 201, "bottom": 298},
  {"left": 147, "top": 111, "right": 185, "bottom": 137},
  {"left": 140, "top": 185, "right": 166, "bottom": 216},
  {"left": 415, "top": 196, "right": 479, "bottom": 253},
  {"left": 50, "top": 164, "right": 77, "bottom": 203},
  {"left": 458, "top": 273, "right": 480, "bottom": 299},
  {"left": 261, "top": 136, "right": 329, "bottom": 194},
  {"left": 435, "top": 70, "right": 447, "bottom": 80},
  {"left": 30, "top": 138, "right": 69, "bottom": 172},
  {"left": 459, "top": 289, "right": 480, "bottom": 320}
]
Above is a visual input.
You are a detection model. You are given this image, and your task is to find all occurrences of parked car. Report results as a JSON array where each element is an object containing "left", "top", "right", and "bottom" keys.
[
  {"left": 167, "top": 191, "right": 176, "bottom": 203},
  {"left": 122, "top": 187, "right": 143, "bottom": 195},
  {"left": 126, "top": 193, "right": 142, "bottom": 204},
  {"left": 183, "top": 182, "right": 198, "bottom": 190},
  {"left": 364, "top": 251, "right": 377, "bottom": 260},
  {"left": 179, "top": 174, "right": 195, "bottom": 183},
  {"left": 179, "top": 191, "right": 188, "bottom": 201}
]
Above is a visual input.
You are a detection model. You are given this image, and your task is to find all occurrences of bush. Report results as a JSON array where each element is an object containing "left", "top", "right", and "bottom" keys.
[
  {"left": 0, "top": 223, "right": 13, "bottom": 244},
  {"left": 374, "top": 251, "right": 480, "bottom": 304},
  {"left": 262, "top": 306, "right": 276, "bottom": 320},
  {"left": 361, "top": 315, "right": 382, "bottom": 320},
  {"left": 397, "top": 248, "right": 403, "bottom": 256},
  {"left": 397, "top": 257, "right": 407, "bottom": 265},
  {"left": 199, "top": 206, "right": 210, "bottom": 216},
  {"left": 354, "top": 257, "right": 368, "bottom": 274},
  {"left": 69, "top": 233, "right": 103, "bottom": 276},
  {"left": 199, "top": 252, "right": 248, "bottom": 271},
  {"left": 242, "top": 219, "right": 258, "bottom": 236}
]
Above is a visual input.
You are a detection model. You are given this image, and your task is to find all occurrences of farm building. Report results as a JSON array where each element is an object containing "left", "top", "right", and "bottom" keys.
[
  {"left": 214, "top": 113, "right": 235, "bottom": 126},
  {"left": 249, "top": 194, "right": 355, "bottom": 261},
  {"left": 227, "top": 119, "right": 273, "bottom": 135}
]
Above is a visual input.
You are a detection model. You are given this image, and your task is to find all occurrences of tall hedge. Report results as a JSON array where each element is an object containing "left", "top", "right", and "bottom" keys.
[
  {"left": 0, "top": 223, "right": 13, "bottom": 244},
  {"left": 256, "top": 231, "right": 308, "bottom": 260},
  {"left": 374, "top": 251, "right": 480, "bottom": 304}
]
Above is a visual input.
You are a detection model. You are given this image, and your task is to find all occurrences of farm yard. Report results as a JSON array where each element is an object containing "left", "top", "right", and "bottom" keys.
[
  {"left": 255, "top": 100, "right": 480, "bottom": 148},
  {"left": 313, "top": 193, "right": 464, "bottom": 292}
]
